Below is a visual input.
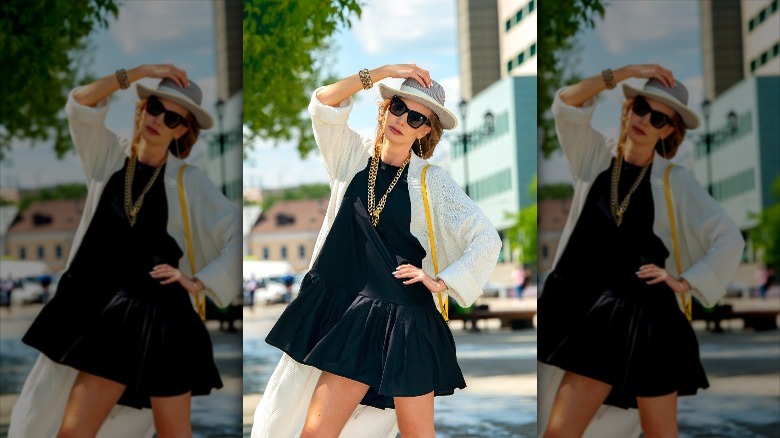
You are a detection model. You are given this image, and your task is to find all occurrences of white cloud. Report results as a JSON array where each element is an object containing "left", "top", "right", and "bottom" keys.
[
  {"left": 595, "top": 1, "right": 698, "bottom": 55},
  {"left": 352, "top": 0, "right": 457, "bottom": 56},
  {"left": 110, "top": 1, "right": 213, "bottom": 55}
]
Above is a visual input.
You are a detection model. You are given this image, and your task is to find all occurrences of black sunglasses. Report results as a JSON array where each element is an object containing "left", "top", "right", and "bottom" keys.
[
  {"left": 146, "top": 96, "right": 188, "bottom": 129},
  {"left": 632, "top": 96, "right": 674, "bottom": 129},
  {"left": 389, "top": 96, "right": 431, "bottom": 129}
]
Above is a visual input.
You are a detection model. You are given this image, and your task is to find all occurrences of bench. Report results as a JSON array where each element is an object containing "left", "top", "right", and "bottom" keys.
[
  {"left": 449, "top": 309, "right": 536, "bottom": 330},
  {"left": 692, "top": 307, "right": 780, "bottom": 331}
]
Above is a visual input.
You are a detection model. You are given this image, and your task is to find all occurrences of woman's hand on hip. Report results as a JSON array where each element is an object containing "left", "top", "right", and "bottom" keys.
[
  {"left": 636, "top": 264, "right": 689, "bottom": 293},
  {"left": 150, "top": 263, "right": 204, "bottom": 294},
  {"left": 393, "top": 264, "right": 446, "bottom": 293}
]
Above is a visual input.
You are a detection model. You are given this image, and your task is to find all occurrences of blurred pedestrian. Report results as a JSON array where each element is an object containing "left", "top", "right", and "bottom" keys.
[
  {"left": 1, "top": 275, "right": 14, "bottom": 311},
  {"left": 38, "top": 273, "right": 52, "bottom": 304},
  {"left": 512, "top": 264, "right": 526, "bottom": 297},
  {"left": 10, "top": 64, "right": 241, "bottom": 438},
  {"left": 253, "top": 65, "right": 501, "bottom": 437},
  {"left": 537, "top": 64, "right": 745, "bottom": 437},
  {"left": 757, "top": 265, "right": 775, "bottom": 299}
]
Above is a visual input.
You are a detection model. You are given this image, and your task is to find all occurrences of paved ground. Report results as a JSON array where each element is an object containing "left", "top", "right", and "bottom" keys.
[{"left": 0, "top": 304, "right": 242, "bottom": 438}]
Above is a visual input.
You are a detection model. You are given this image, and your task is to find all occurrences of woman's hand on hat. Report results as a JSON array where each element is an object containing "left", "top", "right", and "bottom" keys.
[
  {"left": 636, "top": 263, "right": 689, "bottom": 293},
  {"left": 150, "top": 263, "right": 204, "bottom": 293},
  {"left": 626, "top": 64, "right": 676, "bottom": 88},
  {"left": 393, "top": 264, "right": 447, "bottom": 293},
  {"left": 141, "top": 64, "right": 190, "bottom": 88},
  {"left": 382, "top": 64, "right": 432, "bottom": 88}
]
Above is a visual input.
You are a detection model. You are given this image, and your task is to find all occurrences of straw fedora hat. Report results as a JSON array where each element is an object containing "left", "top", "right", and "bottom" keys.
[
  {"left": 136, "top": 78, "right": 215, "bottom": 129},
  {"left": 622, "top": 78, "right": 700, "bottom": 130},
  {"left": 379, "top": 78, "right": 458, "bottom": 130}
]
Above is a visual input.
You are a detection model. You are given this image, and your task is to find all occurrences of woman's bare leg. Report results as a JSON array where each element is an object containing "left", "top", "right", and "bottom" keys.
[
  {"left": 395, "top": 391, "right": 435, "bottom": 438},
  {"left": 300, "top": 371, "right": 369, "bottom": 438},
  {"left": 637, "top": 392, "right": 678, "bottom": 438},
  {"left": 543, "top": 371, "right": 612, "bottom": 438},
  {"left": 151, "top": 392, "right": 192, "bottom": 438},
  {"left": 57, "top": 371, "right": 126, "bottom": 438}
]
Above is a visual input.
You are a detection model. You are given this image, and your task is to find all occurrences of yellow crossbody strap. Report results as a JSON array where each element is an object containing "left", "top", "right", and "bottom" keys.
[
  {"left": 178, "top": 164, "right": 206, "bottom": 320},
  {"left": 421, "top": 164, "right": 448, "bottom": 322},
  {"left": 664, "top": 164, "right": 692, "bottom": 321}
]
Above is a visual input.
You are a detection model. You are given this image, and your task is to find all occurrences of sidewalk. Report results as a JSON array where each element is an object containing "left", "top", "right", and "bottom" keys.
[{"left": 0, "top": 304, "right": 242, "bottom": 438}]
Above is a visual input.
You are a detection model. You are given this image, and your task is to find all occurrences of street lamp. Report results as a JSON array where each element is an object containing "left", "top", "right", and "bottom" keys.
[
  {"left": 701, "top": 99, "right": 713, "bottom": 196},
  {"left": 457, "top": 99, "right": 495, "bottom": 198},
  {"left": 215, "top": 99, "right": 227, "bottom": 196}
]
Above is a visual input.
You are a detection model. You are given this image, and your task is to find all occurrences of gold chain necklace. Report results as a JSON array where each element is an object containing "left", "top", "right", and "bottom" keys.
[
  {"left": 124, "top": 151, "right": 165, "bottom": 227},
  {"left": 368, "top": 146, "right": 410, "bottom": 227},
  {"left": 610, "top": 153, "right": 651, "bottom": 227}
]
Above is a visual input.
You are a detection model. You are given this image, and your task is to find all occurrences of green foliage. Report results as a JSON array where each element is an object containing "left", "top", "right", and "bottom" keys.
[
  {"left": 259, "top": 183, "right": 331, "bottom": 212},
  {"left": 506, "top": 175, "right": 538, "bottom": 265},
  {"left": 18, "top": 183, "right": 88, "bottom": 212},
  {"left": 538, "top": 183, "right": 574, "bottom": 200},
  {"left": 0, "top": 0, "right": 119, "bottom": 159},
  {"left": 243, "top": 0, "right": 361, "bottom": 158},
  {"left": 538, "top": 0, "right": 605, "bottom": 157},
  {"left": 749, "top": 176, "right": 780, "bottom": 270}
]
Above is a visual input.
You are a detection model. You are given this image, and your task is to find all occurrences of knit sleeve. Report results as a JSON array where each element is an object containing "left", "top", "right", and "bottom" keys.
[
  {"left": 308, "top": 87, "right": 372, "bottom": 183},
  {"left": 65, "top": 87, "right": 127, "bottom": 182},
  {"left": 428, "top": 167, "right": 502, "bottom": 307},
  {"left": 552, "top": 87, "right": 613, "bottom": 182}
]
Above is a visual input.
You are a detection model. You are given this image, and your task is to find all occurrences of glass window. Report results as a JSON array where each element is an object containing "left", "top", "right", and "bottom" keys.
[
  {"left": 750, "top": 59, "right": 757, "bottom": 72},
  {"left": 529, "top": 0, "right": 535, "bottom": 12},
  {"left": 749, "top": 18, "right": 755, "bottom": 31},
  {"left": 507, "top": 60, "right": 513, "bottom": 72},
  {"left": 759, "top": 9, "right": 766, "bottom": 23},
  {"left": 37, "top": 246, "right": 44, "bottom": 259},
  {"left": 506, "top": 19, "right": 511, "bottom": 32},
  {"left": 518, "top": 52, "right": 525, "bottom": 65},
  {"left": 262, "top": 247, "right": 269, "bottom": 260},
  {"left": 773, "top": 43, "right": 780, "bottom": 56},
  {"left": 761, "top": 51, "right": 769, "bottom": 65},
  {"left": 541, "top": 245, "right": 549, "bottom": 259},
  {"left": 530, "top": 43, "right": 537, "bottom": 56},
  {"left": 299, "top": 245, "right": 306, "bottom": 259},
  {"left": 771, "top": 0, "right": 777, "bottom": 13},
  {"left": 55, "top": 245, "right": 62, "bottom": 259},
  {"left": 281, "top": 246, "right": 287, "bottom": 259},
  {"left": 20, "top": 247, "right": 26, "bottom": 260}
]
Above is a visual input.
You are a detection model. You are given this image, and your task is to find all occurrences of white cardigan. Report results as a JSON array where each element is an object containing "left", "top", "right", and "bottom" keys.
[
  {"left": 251, "top": 89, "right": 502, "bottom": 437},
  {"left": 537, "top": 88, "right": 745, "bottom": 437},
  {"left": 9, "top": 89, "right": 242, "bottom": 438}
]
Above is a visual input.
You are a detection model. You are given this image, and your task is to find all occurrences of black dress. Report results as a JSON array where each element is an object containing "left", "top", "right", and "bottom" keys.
[
  {"left": 538, "top": 158, "right": 708, "bottom": 409},
  {"left": 266, "top": 158, "right": 465, "bottom": 409},
  {"left": 23, "top": 158, "right": 222, "bottom": 409}
]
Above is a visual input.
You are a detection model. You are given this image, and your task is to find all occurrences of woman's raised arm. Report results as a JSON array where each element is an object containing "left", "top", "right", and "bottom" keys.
[{"left": 72, "top": 64, "right": 190, "bottom": 107}]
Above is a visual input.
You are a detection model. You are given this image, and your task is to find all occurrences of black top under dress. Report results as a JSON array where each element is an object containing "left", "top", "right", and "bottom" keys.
[
  {"left": 266, "top": 158, "right": 465, "bottom": 409},
  {"left": 538, "top": 158, "right": 708, "bottom": 409},
  {"left": 23, "top": 158, "right": 222, "bottom": 409}
]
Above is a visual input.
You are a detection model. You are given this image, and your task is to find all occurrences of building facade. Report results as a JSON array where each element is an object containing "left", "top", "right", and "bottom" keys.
[
  {"left": 5, "top": 199, "right": 84, "bottom": 272},
  {"left": 500, "top": 0, "right": 537, "bottom": 77},
  {"left": 247, "top": 198, "right": 327, "bottom": 272},
  {"left": 700, "top": 0, "right": 745, "bottom": 101},
  {"left": 742, "top": 0, "right": 780, "bottom": 76},
  {"left": 456, "top": 0, "right": 501, "bottom": 100}
]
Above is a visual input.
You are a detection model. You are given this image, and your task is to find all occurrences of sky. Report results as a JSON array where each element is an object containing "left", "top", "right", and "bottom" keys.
[
  {"left": 539, "top": 0, "right": 704, "bottom": 184},
  {"left": 243, "top": 0, "right": 463, "bottom": 190},
  {"left": 0, "top": 1, "right": 218, "bottom": 190}
]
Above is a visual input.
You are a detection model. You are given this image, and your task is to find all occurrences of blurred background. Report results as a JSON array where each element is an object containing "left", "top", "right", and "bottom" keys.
[
  {"left": 538, "top": 1, "right": 779, "bottom": 436},
  {"left": 0, "top": 1, "right": 243, "bottom": 437},
  {"left": 242, "top": 0, "right": 538, "bottom": 436}
]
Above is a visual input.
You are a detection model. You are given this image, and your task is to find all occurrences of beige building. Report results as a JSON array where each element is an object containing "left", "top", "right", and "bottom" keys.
[
  {"left": 537, "top": 197, "right": 572, "bottom": 274},
  {"left": 457, "top": 0, "right": 501, "bottom": 100},
  {"left": 5, "top": 199, "right": 85, "bottom": 272},
  {"left": 247, "top": 198, "right": 327, "bottom": 272},
  {"left": 500, "top": 0, "right": 537, "bottom": 77},
  {"left": 742, "top": 0, "right": 780, "bottom": 76},
  {"left": 700, "top": 0, "right": 745, "bottom": 101}
]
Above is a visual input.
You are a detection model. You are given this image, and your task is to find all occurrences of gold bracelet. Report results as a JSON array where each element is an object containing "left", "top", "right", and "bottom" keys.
[
  {"left": 601, "top": 68, "right": 616, "bottom": 90},
  {"left": 116, "top": 68, "right": 130, "bottom": 89},
  {"left": 358, "top": 68, "right": 373, "bottom": 90}
]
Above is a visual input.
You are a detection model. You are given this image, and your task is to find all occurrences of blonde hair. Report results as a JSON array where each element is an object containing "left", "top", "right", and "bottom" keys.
[
  {"left": 619, "top": 98, "right": 686, "bottom": 159},
  {"left": 374, "top": 98, "right": 443, "bottom": 159},
  {"left": 132, "top": 99, "right": 200, "bottom": 159}
]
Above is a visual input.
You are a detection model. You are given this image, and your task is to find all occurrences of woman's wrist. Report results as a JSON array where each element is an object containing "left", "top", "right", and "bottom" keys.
[
  {"left": 370, "top": 65, "right": 389, "bottom": 84},
  {"left": 430, "top": 276, "right": 447, "bottom": 293},
  {"left": 127, "top": 65, "right": 147, "bottom": 83},
  {"left": 613, "top": 66, "right": 633, "bottom": 84}
]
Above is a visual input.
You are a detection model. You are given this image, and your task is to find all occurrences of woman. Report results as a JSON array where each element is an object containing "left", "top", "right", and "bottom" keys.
[
  {"left": 252, "top": 64, "right": 502, "bottom": 438},
  {"left": 537, "top": 64, "right": 744, "bottom": 437},
  {"left": 9, "top": 64, "right": 241, "bottom": 438}
]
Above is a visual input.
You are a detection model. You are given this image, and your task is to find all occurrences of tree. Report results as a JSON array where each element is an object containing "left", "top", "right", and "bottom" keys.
[
  {"left": 258, "top": 183, "right": 331, "bottom": 212},
  {"left": 243, "top": 0, "right": 361, "bottom": 158},
  {"left": 0, "top": 0, "right": 119, "bottom": 159},
  {"left": 538, "top": 0, "right": 605, "bottom": 158},
  {"left": 750, "top": 176, "right": 780, "bottom": 270},
  {"left": 506, "top": 175, "right": 538, "bottom": 266}
]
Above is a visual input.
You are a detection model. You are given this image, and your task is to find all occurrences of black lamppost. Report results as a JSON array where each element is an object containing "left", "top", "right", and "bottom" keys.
[
  {"left": 215, "top": 99, "right": 227, "bottom": 196},
  {"left": 457, "top": 99, "right": 494, "bottom": 198},
  {"left": 701, "top": 99, "right": 713, "bottom": 196}
]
